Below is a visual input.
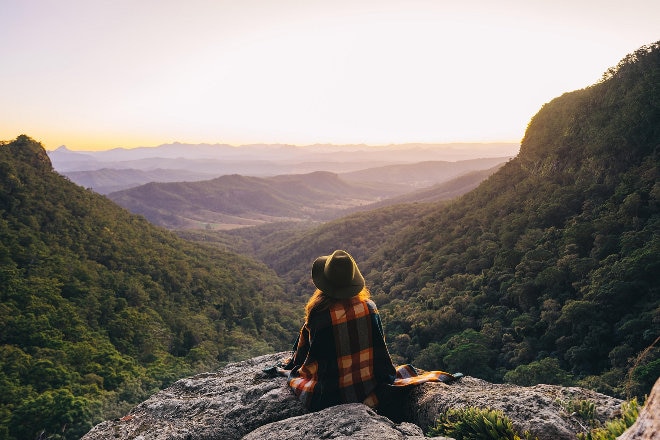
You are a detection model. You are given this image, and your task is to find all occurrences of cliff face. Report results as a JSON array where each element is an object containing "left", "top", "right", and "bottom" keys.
[{"left": 82, "top": 352, "right": 641, "bottom": 440}]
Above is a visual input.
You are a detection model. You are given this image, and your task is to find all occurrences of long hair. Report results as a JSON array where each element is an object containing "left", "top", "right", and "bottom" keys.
[{"left": 305, "top": 288, "right": 371, "bottom": 322}]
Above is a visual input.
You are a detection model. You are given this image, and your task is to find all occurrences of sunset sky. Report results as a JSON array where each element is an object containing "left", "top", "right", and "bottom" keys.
[{"left": 1, "top": 0, "right": 658, "bottom": 151}]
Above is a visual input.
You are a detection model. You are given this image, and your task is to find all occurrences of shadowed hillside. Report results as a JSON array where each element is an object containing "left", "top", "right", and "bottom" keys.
[
  {"left": 0, "top": 136, "right": 302, "bottom": 439},
  {"left": 340, "top": 157, "right": 510, "bottom": 187},
  {"left": 342, "top": 163, "right": 507, "bottom": 212}
]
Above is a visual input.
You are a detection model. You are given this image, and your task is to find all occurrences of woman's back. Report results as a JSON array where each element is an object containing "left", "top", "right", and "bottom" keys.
[
  {"left": 283, "top": 249, "right": 459, "bottom": 412},
  {"left": 288, "top": 295, "right": 396, "bottom": 410}
]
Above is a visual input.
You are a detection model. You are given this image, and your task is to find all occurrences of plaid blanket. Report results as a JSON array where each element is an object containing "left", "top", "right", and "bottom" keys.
[{"left": 286, "top": 296, "right": 455, "bottom": 410}]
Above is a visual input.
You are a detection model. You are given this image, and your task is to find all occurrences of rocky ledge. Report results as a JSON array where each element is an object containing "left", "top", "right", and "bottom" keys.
[{"left": 82, "top": 352, "right": 657, "bottom": 440}]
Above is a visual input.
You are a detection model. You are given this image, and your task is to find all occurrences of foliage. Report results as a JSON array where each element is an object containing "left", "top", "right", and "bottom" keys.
[
  {"left": 504, "top": 358, "right": 574, "bottom": 386},
  {"left": 377, "top": 42, "right": 659, "bottom": 396},
  {"left": 428, "top": 406, "right": 538, "bottom": 440},
  {"left": 0, "top": 135, "right": 303, "bottom": 439},
  {"left": 576, "top": 399, "right": 639, "bottom": 440},
  {"left": 557, "top": 398, "right": 597, "bottom": 427}
]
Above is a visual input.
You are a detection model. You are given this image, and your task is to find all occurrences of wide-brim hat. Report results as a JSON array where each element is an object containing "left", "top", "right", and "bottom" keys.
[{"left": 311, "top": 250, "right": 365, "bottom": 299}]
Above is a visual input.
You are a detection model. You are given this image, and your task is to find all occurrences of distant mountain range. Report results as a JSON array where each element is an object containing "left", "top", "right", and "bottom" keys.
[
  {"left": 49, "top": 142, "right": 519, "bottom": 168},
  {"left": 340, "top": 157, "right": 508, "bottom": 188},
  {"left": 340, "top": 163, "right": 507, "bottom": 213},
  {"left": 61, "top": 168, "right": 219, "bottom": 193},
  {"left": 105, "top": 158, "right": 509, "bottom": 229},
  {"left": 48, "top": 142, "right": 517, "bottom": 193},
  {"left": 55, "top": 156, "right": 510, "bottom": 195},
  {"left": 107, "top": 171, "right": 406, "bottom": 229}
]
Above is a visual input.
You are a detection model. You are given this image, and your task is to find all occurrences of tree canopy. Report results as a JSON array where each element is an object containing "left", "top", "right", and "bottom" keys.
[{"left": 0, "top": 135, "right": 302, "bottom": 439}]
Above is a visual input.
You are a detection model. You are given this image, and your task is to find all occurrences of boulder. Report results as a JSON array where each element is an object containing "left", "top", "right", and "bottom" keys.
[
  {"left": 82, "top": 353, "right": 304, "bottom": 440},
  {"left": 410, "top": 377, "right": 623, "bottom": 440},
  {"left": 242, "top": 403, "right": 438, "bottom": 440},
  {"left": 82, "top": 352, "right": 628, "bottom": 440}
]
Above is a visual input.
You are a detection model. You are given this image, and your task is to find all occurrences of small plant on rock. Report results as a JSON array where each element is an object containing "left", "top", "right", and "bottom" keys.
[
  {"left": 428, "top": 406, "right": 538, "bottom": 440},
  {"left": 557, "top": 398, "right": 597, "bottom": 427},
  {"left": 576, "top": 398, "right": 640, "bottom": 440}
]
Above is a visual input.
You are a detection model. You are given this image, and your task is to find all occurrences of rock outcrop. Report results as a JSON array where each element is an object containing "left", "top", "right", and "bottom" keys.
[{"left": 82, "top": 352, "right": 632, "bottom": 440}]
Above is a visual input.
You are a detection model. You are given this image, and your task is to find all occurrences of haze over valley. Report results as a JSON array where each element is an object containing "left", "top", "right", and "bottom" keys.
[
  {"left": 49, "top": 142, "right": 516, "bottom": 192},
  {"left": 48, "top": 143, "right": 513, "bottom": 228}
]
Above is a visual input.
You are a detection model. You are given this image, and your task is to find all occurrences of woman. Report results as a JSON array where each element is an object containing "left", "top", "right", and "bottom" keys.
[{"left": 278, "top": 249, "right": 459, "bottom": 412}]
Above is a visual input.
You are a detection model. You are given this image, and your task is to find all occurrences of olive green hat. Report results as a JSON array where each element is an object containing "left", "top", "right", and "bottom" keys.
[{"left": 311, "top": 250, "right": 365, "bottom": 299}]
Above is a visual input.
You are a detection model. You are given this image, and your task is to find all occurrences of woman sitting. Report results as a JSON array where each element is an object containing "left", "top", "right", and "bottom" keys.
[{"left": 277, "top": 249, "right": 460, "bottom": 411}]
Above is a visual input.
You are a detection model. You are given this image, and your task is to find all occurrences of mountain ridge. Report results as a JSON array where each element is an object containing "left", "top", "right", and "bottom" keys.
[{"left": 107, "top": 171, "right": 408, "bottom": 229}]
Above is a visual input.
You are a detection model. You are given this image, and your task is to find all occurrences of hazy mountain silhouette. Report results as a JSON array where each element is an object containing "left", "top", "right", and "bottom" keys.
[
  {"left": 340, "top": 157, "right": 509, "bottom": 187},
  {"left": 107, "top": 171, "right": 408, "bottom": 229},
  {"left": 49, "top": 142, "right": 518, "bottom": 167},
  {"left": 56, "top": 154, "right": 510, "bottom": 195},
  {"left": 106, "top": 157, "right": 509, "bottom": 229},
  {"left": 61, "top": 168, "right": 219, "bottom": 194}
]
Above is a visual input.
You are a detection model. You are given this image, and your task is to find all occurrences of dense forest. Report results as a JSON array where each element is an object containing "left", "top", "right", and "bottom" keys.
[
  {"left": 196, "top": 42, "right": 660, "bottom": 400},
  {"left": 371, "top": 42, "right": 660, "bottom": 398},
  {"left": 0, "top": 136, "right": 303, "bottom": 439}
]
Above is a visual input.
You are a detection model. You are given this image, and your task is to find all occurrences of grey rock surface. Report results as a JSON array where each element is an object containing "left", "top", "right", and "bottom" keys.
[
  {"left": 242, "top": 403, "right": 435, "bottom": 440},
  {"left": 410, "top": 377, "right": 624, "bottom": 440},
  {"left": 82, "top": 351, "right": 629, "bottom": 440},
  {"left": 82, "top": 353, "right": 305, "bottom": 440}
]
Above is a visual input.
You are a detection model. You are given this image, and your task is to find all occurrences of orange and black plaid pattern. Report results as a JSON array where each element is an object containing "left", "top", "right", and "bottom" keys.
[
  {"left": 392, "top": 364, "right": 455, "bottom": 386},
  {"left": 286, "top": 296, "right": 456, "bottom": 411}
]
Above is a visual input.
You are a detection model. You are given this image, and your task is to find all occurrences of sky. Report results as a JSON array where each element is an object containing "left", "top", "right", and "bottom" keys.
[{"left": 1, "top": 0, "right": 658, "bottom": 151}]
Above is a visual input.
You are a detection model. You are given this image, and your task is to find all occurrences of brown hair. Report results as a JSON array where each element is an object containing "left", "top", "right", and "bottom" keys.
[{"left": 305, "top": 288, "right": 371, "bottom": 322}]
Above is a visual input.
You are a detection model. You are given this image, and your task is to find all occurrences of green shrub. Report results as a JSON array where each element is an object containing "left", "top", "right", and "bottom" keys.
[
  {"left": 557, "top": 398, "right": 597, "bottom": 427},
  {"left": 428, "top": 406, "right": 538, "bottom": 440},
  {"left": 576, "top": 399, "right": 640, "bottom": 440},
  {"left": 504, "top": 358, "right": 574, "bottom": 387}
]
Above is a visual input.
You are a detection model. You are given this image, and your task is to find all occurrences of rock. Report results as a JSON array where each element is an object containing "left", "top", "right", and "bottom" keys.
[
  {"left": 82, "top": 353, "right": 306, "bottom": 440},
  {"left": 242, "top": 403, "right": 437, "bottom": 440},
  {"left": 82, "top": 352, "right": 627, "bottom": 440},
  {"left": 617, "top": 376, "right": 660, "bottom": 440},
  {"left": 410, "top": 377, "right": 624, "bottom": 440}
]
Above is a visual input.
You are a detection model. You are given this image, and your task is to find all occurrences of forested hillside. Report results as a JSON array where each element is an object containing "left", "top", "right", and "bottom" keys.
[
  {"left": 215, "top": 43, "right": 659, "bottom": 400},
  {"left": 371, "top": 38, "right": 660, "bottom": 396},
  {"left": 0, "top": 136, "right": 302, "bottom": 439}
]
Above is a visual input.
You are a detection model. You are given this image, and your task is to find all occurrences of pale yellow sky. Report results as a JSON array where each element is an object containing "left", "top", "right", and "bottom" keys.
[{"left": 1, "top": 0, "right": 658, "bottom": 150}]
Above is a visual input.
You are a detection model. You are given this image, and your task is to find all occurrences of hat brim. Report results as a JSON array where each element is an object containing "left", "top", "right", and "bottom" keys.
[{"left": 312, "top": 254, "right": 365, "bottom": 299}]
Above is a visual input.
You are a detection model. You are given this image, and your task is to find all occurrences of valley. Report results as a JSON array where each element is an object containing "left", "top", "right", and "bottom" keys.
[{"left": 50, "top": 142, "right": 512, "bottom": 228}]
